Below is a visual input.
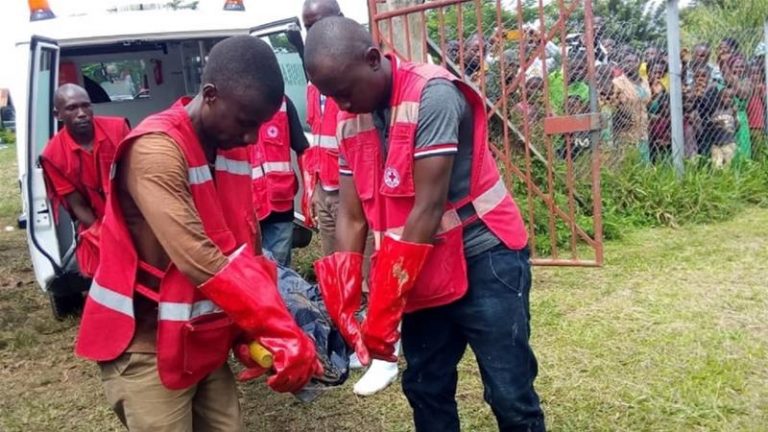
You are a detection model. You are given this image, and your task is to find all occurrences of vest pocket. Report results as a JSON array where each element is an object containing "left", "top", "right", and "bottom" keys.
[
  {"left": 267, "top": 172, "right": 298, "bottom": 202},
  {"left": 181, "top": 312, "right": 233, "bottom": 376},
  {"left": 345, "top": 135, "right": 377, "bottom": 201}
]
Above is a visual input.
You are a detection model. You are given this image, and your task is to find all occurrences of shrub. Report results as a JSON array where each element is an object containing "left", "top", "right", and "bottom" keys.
[
  {"left": 0, "top": 129, "right": 15, "bottom": 145},
  {"left": 508, "top": 147, "right": 768, "bottom": 256}
]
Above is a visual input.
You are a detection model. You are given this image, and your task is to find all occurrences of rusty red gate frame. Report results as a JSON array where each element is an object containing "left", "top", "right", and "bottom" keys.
[{"left": 367, "top": 0, "right": 604, "bottom": 267}]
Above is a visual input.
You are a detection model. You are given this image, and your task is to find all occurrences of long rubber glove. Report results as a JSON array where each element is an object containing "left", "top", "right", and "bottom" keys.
[
  {"left": 361, "top": 236, "right": 432, "bottom": 361},
  {"left": 200, "top": 246, "right": 322, "bottom": 393},
  {"left": 314, "top": 252, "right": 371, "bottom": 366},
  {"left": 298, "top": 153, "right": 316, "bottom": 228}
]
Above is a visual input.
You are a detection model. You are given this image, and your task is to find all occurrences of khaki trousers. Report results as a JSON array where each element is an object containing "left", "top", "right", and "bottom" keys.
[
  {"left": 100, "top": 353, "right": 244, "bottom": 432},
  {"left": 312, "top": 185, "right": 374, "bottom": 290}
]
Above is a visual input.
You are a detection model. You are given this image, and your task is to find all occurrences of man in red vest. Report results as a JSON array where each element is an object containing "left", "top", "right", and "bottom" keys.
[
  {"left": 306, "top": 18, "right": 545, "bottom": 431},
  {"left": 302, "top": 0, "right": 399, "bottom": 397},
  {"left": 74, "top": 36, "right": 321, "bottom": 431},
  {"left": 250, "top": 95, "right": 307, "bottom": 267},
  {"left": 39, "top": 84, "right": 129, "bottom": 277},
  {"left": 301, "top": 0, "right": 343, "bottom": 254}
]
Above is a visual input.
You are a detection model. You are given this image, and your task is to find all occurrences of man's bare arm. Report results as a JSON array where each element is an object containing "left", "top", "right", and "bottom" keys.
[
  {"left": 335, "top": 175, "right": 368, "bottom": 253},
  {"left": 64, "top": 191, "right": 97, "bottom": 227},
  {"left": 401, "top": 155, "right": 454, "bottom": 244},
  {"left": 121, "top": 135, "right": 227, "bottom": 285}
]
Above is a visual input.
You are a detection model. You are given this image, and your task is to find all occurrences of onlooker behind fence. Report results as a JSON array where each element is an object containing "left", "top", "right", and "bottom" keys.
[
  {"left": 710, "top": 89, "right": 739, "bottom": 168},
  {"left": 717, "top": 37, "right": 740, "bottom": 72},
  {"left": 640, "top": 44, "right": 669, "bottom": 90},
  {"left": 514, "top": 76, "right": 546, "bottom": 126},
  {"left": 486, "top": 48, "right": 520, "bottom": 104},
  {"left": 747, "top": 58, "right": 766, "bottom": 150},
  {"left": 465, "top": 33, "right": 487, "bottom": 84},
  {"left": 446, "top": 40, "right": 461, "bottom": 66},
  {"left": 686, "top": 42, "right": 724, "bottom": 87},
  {"left": 647, "top": 58, "right": 671, "bottom": 162},
  {"left": 548, "top": 50, "right": 590, "bottom": 115},
  {"left": 523, "top": 20, "right": 561, "bottom": 79},
  {"left": 690, "top": 65, "right": 721, "bottom": 157},
  {"left": 610, "top": 47, "right": 651, "bottom": 149},
  {"left": 723, "top": 55, "right": 753, "bottom": 159}
]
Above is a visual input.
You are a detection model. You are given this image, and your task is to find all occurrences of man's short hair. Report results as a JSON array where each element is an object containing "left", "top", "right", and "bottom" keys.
[
  {"left": 305, "top": 17, "right": 374, "bottom": 71},
  {"left": 202, "top": 36, "right": 284, "bottom": 108}
]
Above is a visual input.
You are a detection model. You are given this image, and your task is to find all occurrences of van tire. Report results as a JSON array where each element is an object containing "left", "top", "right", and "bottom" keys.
[{"left": 48, "top": 291, "right": 85, "bottom": 320}]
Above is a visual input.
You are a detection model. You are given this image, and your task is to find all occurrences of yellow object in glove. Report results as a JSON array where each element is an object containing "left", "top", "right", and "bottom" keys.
[{"left": 249, "top": 342, "right": 274, "bottom": 369}]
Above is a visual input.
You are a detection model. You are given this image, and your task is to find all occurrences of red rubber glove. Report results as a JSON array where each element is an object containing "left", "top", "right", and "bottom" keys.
[
  {"left": 361, "top": 236, "right": 432, "bottom": 361},
  {"left": 298, "top": 153, "right": 316, "bottom": 229},
  {"left": 200, "top": 246, "right": 323, "bottom": 393},
  {"left": 233, "top": 341, "right": 268, "bottom": 382},
  {"left": 76, "top": 220, "right": 101, "bottom": 278},
  {"left": 314, "top": 252, "right": 370, "bottom": 366}
]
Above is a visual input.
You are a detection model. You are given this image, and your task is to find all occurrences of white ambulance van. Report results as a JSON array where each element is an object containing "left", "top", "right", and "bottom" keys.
[{"left": 11, "top": 2, "right": 355, "bottom": 318}]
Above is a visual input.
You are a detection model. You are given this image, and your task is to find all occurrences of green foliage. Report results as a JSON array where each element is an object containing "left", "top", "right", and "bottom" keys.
[
  {"left": 426, "top": 0, "right": 517, "bottom": 43},
  {"left": 424, "top": 0, "right": 666, "bottom": 54},
  {"left": 596, "top": 0, "right": 665, "bottom": 46},
  {"left": 505, "top": 147, "right": 768, "bottom": 257},
  {"left": 0, "top": 129, "right": 15, "bottom": 145},
  {"left": 681, "top": 0, "right": 768, "bottom": 53}
]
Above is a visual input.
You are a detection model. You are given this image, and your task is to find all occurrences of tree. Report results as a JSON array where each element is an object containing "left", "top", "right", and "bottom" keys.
[
  {"left": 374, "top": 0, "right": 428, "bottom": 61},
  {"left": 681, "top": 0, "right": 768, "bottom": 55}
]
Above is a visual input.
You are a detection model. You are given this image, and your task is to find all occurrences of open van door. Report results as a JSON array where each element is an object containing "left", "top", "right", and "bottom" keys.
[
  {"left": 250, "top": 19, "right": 314, "bottom": 248},
  {"left": 24, "top": 36, "right": 87, "bottom": 318}
]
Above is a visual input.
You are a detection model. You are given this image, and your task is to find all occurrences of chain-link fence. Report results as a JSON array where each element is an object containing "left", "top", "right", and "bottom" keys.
[{"left": 369, "top": 0, "right": 768, "bottom": 264}]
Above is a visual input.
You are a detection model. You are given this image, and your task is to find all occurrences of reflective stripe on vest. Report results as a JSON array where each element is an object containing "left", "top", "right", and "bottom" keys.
[
  {"left": 311, "top": 135, "right": 339, "bottom": 149},
  {"left": 371, "top": 207, "right": 463, "bottom": 249},
  {"left": 216, "top": 155, "right": 251, "bottom": 177},
  {"left": 158, "top": 300, "right": 222, "bottom": 321},
  {"left": 88, "top": 280, "right": 134, "bottom": 318},
  {"left": 188, "top": 165, "right": 212, "bottom": 185},
  {"left": 251, "top": 161, "right": 292, "bottom": 179}
]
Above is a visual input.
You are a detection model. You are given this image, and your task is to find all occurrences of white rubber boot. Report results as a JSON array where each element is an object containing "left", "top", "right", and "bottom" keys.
[{"left": 352, "top": 342, "right": 400, "bottom": 396}]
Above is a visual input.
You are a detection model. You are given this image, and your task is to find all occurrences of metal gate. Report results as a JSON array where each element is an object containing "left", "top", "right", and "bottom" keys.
[{"left": 367, "top": 0, "right": 604, "bottom": 266}]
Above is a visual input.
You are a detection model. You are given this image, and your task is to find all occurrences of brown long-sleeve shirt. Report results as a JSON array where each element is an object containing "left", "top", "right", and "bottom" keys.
[{"left": 118, "top": 133, "right": 231, "bottom": 352}]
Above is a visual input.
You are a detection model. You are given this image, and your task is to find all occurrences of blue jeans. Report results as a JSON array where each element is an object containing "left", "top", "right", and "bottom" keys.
[
  {"left": 401, "top": 245, "right": 545, "bottom": 432},
  {"left": 260, "top": 221, "right": 293, "bottom": 267}
]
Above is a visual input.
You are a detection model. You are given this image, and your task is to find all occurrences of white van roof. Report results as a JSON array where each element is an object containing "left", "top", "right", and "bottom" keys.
[{"left": 15, "top": 8, "right": 302, "bottom": 47}]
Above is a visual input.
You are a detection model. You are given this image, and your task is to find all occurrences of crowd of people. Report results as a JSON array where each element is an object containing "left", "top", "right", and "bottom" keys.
[{"left": 445, "top": 20, "right": 767, "bottom": 168}]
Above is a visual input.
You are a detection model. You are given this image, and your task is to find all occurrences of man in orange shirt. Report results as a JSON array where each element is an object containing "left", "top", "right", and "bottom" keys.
[{"left": 40, "top": 84, "right": 129, "bottom": 277}]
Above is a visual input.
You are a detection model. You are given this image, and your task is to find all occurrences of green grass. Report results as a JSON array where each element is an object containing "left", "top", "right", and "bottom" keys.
[
  {"left": 1, "top": 143, "right": 767, "bottom": 431},
  {"left": 0, "top": 143, "right": 22, "bottom": 228}
]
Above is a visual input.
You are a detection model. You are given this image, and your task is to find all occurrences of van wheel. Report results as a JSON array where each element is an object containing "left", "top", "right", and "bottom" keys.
[{"left": 48, "top": 291, "right": 85, "bottom": 320}]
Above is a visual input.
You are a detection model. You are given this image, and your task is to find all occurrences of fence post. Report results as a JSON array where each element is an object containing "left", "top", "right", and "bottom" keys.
[{"left": 666, "top": 0, "right": 685, "bottom": 178}]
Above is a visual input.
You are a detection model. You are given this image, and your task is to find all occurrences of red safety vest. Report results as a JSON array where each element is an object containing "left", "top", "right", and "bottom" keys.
[
  {"left": 303, "top": 83, "right": 340, "bottom": 192},
  {"left": 338, "top": 55, "right": 529, "bottom": 313},
  {"left": 75, "top": 98, "right": 257, "bottom": 390},
  {"left": 39, "top": 116, "right": 128, "bottom": 276},
  {"left": 250, "top": 98, "right": 298, "bottom": 221}
]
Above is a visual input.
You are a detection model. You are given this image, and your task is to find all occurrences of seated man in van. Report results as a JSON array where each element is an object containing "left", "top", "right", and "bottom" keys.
[
  {"left": 250, "top": 95, "right": 308, "bottom": 267},
  {"left": 39, "top": 84, "right": 129, "bottom": 277}
]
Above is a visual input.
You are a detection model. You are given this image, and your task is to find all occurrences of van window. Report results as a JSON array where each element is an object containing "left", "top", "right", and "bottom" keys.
[
  {"left": 80, "top": 60, "right": 151, "bottom": 102},
  {"left": 180, "top": 39, "right": 223, "bottom": 96},
  {"left": 261, "top": 31, "right": 309, "bottom": 131},
  {"left": 33, "top": 46, "right": 57, "bottom": 158}
]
